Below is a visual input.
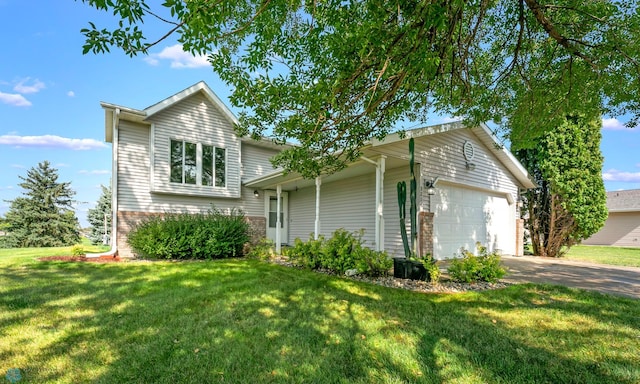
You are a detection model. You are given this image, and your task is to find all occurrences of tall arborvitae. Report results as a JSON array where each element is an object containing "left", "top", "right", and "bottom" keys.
[
  {"left": 515, "top": 115, "right": 608, "bottom": 257},
  {"left": 4, "top": 161, "right": 80, "bottom": 247}
]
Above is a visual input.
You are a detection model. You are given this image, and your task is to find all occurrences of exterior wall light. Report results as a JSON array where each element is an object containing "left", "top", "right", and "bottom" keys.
[
  {"left": 424, "top": 177, "right": 439, "bottom": 196},
  {"left": 254, "top": 190, "right": 260, "bottom": 198}
]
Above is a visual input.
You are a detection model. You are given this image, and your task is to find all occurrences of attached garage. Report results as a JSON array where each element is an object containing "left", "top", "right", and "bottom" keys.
[{"left": 432, "top": 183, "right": 516, "bottom": 259}]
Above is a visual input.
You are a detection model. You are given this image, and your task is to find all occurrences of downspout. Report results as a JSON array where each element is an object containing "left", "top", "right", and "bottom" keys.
[{"left": 88, "top": 108, "right": 120, "bottom": 258}]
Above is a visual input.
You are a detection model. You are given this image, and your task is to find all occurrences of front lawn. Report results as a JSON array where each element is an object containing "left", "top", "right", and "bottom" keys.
[
  {"left": 564, "top": 245, "right": 640, "bottom": 268},
  {"left": 0, "top": 251, "right": 638, "bottom": 383}
]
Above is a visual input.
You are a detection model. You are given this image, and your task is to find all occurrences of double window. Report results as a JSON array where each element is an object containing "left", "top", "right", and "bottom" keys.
[{"left": 170, "top": 140, "right": 226, "bottom": 187}]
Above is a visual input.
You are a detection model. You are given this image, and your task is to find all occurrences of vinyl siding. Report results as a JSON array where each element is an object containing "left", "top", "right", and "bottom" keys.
[
  {"left": 374, "top": 128, "right": 520, "bottom": 200},
  {"left": 117, "top": 121, "right": 265, "bottom": 217},
  {"left": 583, "top": 212, "right": 640, "bottom": 247},
  {"left": 241, "top": 142, "right": 280, "bottom": 215},
  {"left": 148, "top": 92, "right": 241, "bottom": 198},
  {"left": 289, "top": 171, "right": 377, "bottom": 245},
  {"left": 383, "top": 166, "right": 415, "bottom": 257}
]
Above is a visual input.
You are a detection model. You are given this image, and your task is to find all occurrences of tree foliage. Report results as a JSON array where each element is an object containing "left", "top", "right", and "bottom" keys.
[
  {"left": 87, "top": 184, "right": 112, "bottom": 245},
  {"left": 516, "top": 115, "right": 607, "bottom": 258},
  {"left": 3, "top": 161, "right": 80, "bottom": 248},
  {"left": 79, "top": 0, "right": 640, "bottom": 177}
]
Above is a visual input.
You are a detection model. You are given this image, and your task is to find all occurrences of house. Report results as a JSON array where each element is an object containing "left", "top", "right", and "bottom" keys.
[
  {"left": 583, "top": 189, "right": 640, "bottom": 247},
  {"left": 100, "top": 82, "right": 535, "bottom": 259}
]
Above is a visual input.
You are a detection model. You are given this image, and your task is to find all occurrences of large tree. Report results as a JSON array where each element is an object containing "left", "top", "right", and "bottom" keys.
[
  {"left": 4, "top": 161, "right": 80, "bottom": 248},
  {"left": 87, "top": 184, "right": 112, "bottom": 245},
  {"left": 80, "top": 0, "right": 640, "bottom": 177},
  {"left": 515, "top": 115, "right": 607, "bottom": 258}
]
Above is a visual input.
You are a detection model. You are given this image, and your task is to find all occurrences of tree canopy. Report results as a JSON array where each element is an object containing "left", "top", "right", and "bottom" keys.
[
  {"left": 80, "top": 0, "right": 640, "bottom": 177},
  {"left": 516, "top": 115, "right": 607, "bottom": 257},
  {"left": 3, "top": 161, "right": 80, "bottom": 248},
  {"left": 87, "top": 184, "right": 112, "bottom": 245}
]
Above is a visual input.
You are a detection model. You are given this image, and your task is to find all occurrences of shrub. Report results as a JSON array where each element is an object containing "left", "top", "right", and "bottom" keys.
[
  {"left": 71, "top": 244, "right": 85, "bottom": 256},
  {"left": 284, "top": 234, "right": 325, "bottom": 269},
  {"left": 448, "top": 242, "right": 507, "bottom": 283},
  {"left": 246, "top": 238, "right": 275, "bottom": 260},
  {"left": 354, "top": 247, "right": 392, "bottom": 277},
  {"left": 319, "top": 228, "right": 363, "bottom": 274},
  {"left": 127, "top": 207, "right": 250, "bottom": 259}
]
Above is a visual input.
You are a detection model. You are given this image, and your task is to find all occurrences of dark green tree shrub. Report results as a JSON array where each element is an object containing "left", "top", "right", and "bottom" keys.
[
  {"left": 448, "top": 243, "right": 506, "bottom": 283},
  {"left": 4, "top": 161, "right": 80, "bottom": 247},
  {"left": 87, "top": 184, "right": 111, "bottom": 245},
  {"left": 127, "top": 207, "right": 249, "bottom": 259},
  {"left": 319, "top": 228, "right": 363, "bottom": 274}
]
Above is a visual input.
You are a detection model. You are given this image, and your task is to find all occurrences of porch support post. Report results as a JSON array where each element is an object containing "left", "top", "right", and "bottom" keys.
[
  {"left": 375, "top": 156, "right": 386, "bottom": 251},
  {"left": 276, "top": 184, "right": 282, "bottom": 254},
  {"left": 314, "top": 176, "right": 321, "bottom": 239}
]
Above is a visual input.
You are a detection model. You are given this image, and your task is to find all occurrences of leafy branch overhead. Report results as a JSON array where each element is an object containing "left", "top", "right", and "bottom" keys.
[{"left": 80, "top": 0, "right": 640, "bottom": 177}]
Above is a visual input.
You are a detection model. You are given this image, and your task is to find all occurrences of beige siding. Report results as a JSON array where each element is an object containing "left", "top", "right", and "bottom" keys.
[
  {"left": 375, "top": 128, "right": 519, "bottom": 200},
  {"left": 289, "top": 172, "right": 377, "bottom": 245},
  {"left": 117, "top": 121, "right": 264, "bottom": 217},
  {"left": 149, "top": 92, "right": 241, "bottom": 198},
  {"left": 583, "top": 212, "right": 640, "bottom": 247}
]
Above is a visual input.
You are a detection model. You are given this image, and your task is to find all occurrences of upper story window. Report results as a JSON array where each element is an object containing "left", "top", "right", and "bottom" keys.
[{"left": 170, "top": 139, "right": 226, "bottom": 188}]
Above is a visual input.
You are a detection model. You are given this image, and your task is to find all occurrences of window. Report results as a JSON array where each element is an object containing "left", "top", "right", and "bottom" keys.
[{"left": 170, "top": 139, "right": 226, "bottom": 188}]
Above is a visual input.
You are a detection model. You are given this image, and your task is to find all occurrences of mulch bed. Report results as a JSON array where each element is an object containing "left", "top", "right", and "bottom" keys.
[{"left": 38, "top": 255, "right": 122, "bottom": 263}]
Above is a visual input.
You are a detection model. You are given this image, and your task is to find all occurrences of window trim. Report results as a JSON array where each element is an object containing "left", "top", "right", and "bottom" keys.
[{"left": 169, "top": 138, "right": 227, "bottom": 189}]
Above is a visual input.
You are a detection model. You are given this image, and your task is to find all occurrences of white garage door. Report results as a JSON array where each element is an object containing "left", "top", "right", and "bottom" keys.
[{"left": 432, "top": 184, "right": 515, "bottom": 259}]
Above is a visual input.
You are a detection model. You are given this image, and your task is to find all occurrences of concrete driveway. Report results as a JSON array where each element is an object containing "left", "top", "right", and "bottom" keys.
[{"left": 500, "top": 255, "right": 640, "bottom": 299}]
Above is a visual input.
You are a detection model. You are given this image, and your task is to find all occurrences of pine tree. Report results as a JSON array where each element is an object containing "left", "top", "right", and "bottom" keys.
[
  {"left": 515, "top": 115, "right": 608, "bottom": 258},
  {"left": 4, "top": 161, "right": 80, "bottom": 247},
  {"left": 87, "top": 184, "right": 112, "bottom": 245}
]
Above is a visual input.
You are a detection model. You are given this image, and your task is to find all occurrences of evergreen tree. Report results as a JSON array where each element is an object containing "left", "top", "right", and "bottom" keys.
[
  {"left": 4, "top": 161, "right": 80, "bottom": 247},
  {"left": 515, "top": 115, "right": 608, "bottom": 258},
  {"left": 87, "top": 184, "right": 112, "bottom": 245}
]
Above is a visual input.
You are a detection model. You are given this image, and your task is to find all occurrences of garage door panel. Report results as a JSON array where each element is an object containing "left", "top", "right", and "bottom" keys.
[{"left": 433, "top": 185, "right": 515, "bottom": 259}]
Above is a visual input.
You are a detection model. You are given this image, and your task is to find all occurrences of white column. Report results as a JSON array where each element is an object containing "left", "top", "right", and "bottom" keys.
[
  {"left": 378, "top": 156, "right": 386, "bottom": 252},
  {"left": 276, "top": 184, "right": 282, "bottom": 254},
  {"left": 374, "top": 161, "right": 381, "bottom": 251},
  {"left": 314, "top": 176, "right": 321, "bottom": 239}
]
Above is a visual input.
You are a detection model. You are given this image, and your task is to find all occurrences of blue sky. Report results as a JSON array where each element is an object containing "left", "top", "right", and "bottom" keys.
[{"left": 1, "top": 1, "right": 639, "bottom": 227}]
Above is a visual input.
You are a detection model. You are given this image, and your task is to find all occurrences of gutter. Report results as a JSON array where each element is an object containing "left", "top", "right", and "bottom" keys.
[{"left": 87, "top": 108, "right": 120, "bottom": 258}]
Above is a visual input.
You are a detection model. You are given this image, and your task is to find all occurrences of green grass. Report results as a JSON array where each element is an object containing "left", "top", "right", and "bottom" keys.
[
  {"left": 1, "top": 249, "right": 639, "bottom": 383},
  {"left": 564, "top": 245, "right": 640, "bottom": 268}
]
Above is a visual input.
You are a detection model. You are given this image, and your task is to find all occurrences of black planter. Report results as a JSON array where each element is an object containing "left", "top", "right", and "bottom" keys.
[{"left": 393, "top": 258, "right": 429, "bottom": 281}]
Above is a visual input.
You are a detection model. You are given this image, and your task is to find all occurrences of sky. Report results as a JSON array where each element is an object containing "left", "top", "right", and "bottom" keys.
[{"left": 1, "top": 1, "right": 639, "bottom": 228}]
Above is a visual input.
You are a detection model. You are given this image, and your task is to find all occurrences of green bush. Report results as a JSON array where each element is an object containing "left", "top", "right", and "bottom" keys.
[
  {"left": 285, "top": 235, "right": 325, "bottom": 269},
  {"left": 448, "top": 242, "right": 507, "bottom": 283},
  {"left": 320, "top": 228, "right": 363, "bottom": 274},
  {"left": 246, "top": 238, "right": 275, "bottom": 260},
  {"left": 71, "top": 244, "right": 85, "bottom": 256},
  {"left": 354, "top": 247, "right": 392, "bottom": 277},
  {"left": 127, "top": 207, "right": 250, "bottom": 260},
  {"left": 285, "top": 229, "right": 392, "bottom": 277}
]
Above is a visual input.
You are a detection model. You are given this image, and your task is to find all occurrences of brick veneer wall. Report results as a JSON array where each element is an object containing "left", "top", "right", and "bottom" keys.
[
  {"left": 419, "top": 211, "right": 434, "bottom": 258},
  {"left": 515, "top": 218, "right": 525, "bottom": 256},
  {"left": 116, "top": 210, "right": 266, "bottom": 258}
]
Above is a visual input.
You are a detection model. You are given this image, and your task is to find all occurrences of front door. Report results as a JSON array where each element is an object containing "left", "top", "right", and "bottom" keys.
[{"left": 265, "top": 191, "right": 288, "bottom": 245}]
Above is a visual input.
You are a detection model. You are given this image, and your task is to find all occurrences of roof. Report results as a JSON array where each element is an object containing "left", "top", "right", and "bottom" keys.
[
  {"left": 247, "top": 121, "right": 537, "bottom": 190},
  {"left": 101, "top": 81, "right": 238, "bottom": 143},
  {"left": 607, "top": 189, "right": 640, "bottom": 212}
]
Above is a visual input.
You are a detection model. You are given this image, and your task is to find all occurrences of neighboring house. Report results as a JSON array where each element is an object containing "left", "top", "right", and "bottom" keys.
[
  {"left": 100, "top": 82, "right": 535, "bottom": 259},
  {"left": 583, "top": 189, "right": 640, "bottom": 247}
]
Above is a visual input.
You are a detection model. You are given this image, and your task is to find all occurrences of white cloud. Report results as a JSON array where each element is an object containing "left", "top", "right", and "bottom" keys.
[
  {"left": 602, "top": 169, "right": 640, "bottom": 182},
  {"left": 56, "top": 163, "right": 71, "bottom": 168},
  {"left": 13, "top": 78, "right": 46, "bottom": 94},
  {"left": 0, "top": 92, "right": 31, "bottom": 107},
  {"left": 10, "top": 164, "right": 25, "bottom": 169},
  {"left": 79, "top": 169, "right": 110, "bottom": 175},
  {"left": 601, "top": 118, "right": 627, "bottom": 130},
  {"left": 0, "top": 134, "right": 108, "bottom": 150},
  {"left": 67, "top": 91, "right": 75, "bottom": 97},
  {"left": 144, "top": 44, "right": 210, "bottom": 69}
]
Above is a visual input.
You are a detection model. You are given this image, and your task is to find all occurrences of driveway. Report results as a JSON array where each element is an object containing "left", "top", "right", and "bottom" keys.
[{"left": 500, "top": 255, "right": 640, "bottom": 299}]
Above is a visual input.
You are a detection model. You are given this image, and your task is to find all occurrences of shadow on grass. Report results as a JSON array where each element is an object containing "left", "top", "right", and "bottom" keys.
[{"left": 0, "top": 258, "right": 639, "bottom": 383}]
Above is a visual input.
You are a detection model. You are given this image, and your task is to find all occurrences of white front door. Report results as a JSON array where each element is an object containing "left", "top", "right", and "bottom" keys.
[{"left": 265, "top": 191, "right": 289, "bottom": 245}]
